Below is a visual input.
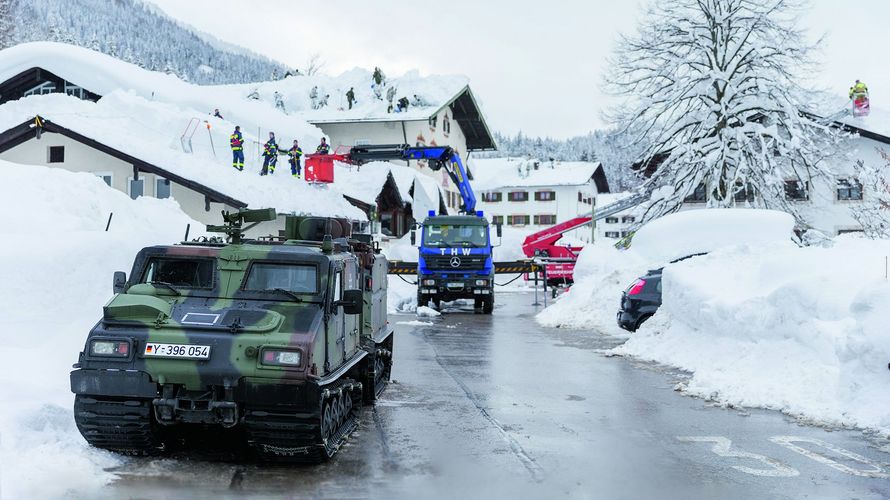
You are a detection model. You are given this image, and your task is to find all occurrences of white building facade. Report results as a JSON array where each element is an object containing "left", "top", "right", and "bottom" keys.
[
  {"left": 473, "top": 159, "right": 606, "bottom": 242},
  {"left": 310, "top": 87, "right": 496, "bottom": 214},
  {"left": 597, "top": 132, "right": 889, "bottom": 239}
]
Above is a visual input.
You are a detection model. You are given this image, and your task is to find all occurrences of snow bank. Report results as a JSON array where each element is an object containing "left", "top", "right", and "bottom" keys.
[
  {"left": 617, "top": 236, "right": 890, "bottom": 435},
  {"left": 0, "top": 160, "right": 204, "bottom": 498},
  {"left": 540, "top": 208, "right": 890, "bottom": 435},
  {"left": 536, "top": 241, "right": 652, "bottom": 335}
]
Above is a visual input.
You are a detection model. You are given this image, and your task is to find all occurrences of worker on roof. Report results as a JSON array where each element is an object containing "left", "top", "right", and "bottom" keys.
[
  {"left": 230, "top": 126, "right": 244, "bottom": 171},
  {"left": 397, "top": 96, "right": 409, "bottom": 112},
  {"left": 316, "top": 137, "right": 330, "bottom": 155},
  {"left": 849, "top": 80, "right": 869, "bottom": 99},
  {"left": 212, "top": 108, "right": 224, "bottom": 120},
  {"left": 287, "top": 140, "right": 304, "bottom": 178},
  {"left": 346, "top": 87, "right": 356, "bottom": 110},
  {"left": 260, "top": 131, "right": 279, "bottom": 176}
]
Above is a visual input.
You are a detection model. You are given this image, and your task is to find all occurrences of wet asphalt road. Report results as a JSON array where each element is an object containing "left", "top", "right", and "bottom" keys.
[{"left": 107, "top": 291, "right": 890, "bottom": 499}]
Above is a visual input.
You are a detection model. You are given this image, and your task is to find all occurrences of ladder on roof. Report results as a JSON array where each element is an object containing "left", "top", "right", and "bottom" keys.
[{"left": 180, "top": 118, "right": 200, "bottom": 154}]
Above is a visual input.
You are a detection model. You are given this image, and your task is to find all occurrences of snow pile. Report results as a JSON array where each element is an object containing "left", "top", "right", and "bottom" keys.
[
  {"left": 0, "top": 93, "right": 364, "bottom": 219},
  {"left": 416, "top": 306, "right": 441, "bottom": 318},
  {"left": 0, "top": 160, "right": 206, "bottom": 498},
  {"left": 539, "top": 209, "right": 795, "bottom": 332},
  {"left": 631, "top": 209, "right": 796, "bottom": 262},
  {"left": 540, "top": 208, "right": 890, "bottom": 435},
  {"left": 618, "top": 236, "right": 890, "bottom": 434},
  {"left": 536, "top": 241, "right": 653, "bottom": 335}
]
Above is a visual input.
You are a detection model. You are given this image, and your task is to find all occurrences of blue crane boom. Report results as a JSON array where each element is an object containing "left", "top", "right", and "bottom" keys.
[{"left": 346, "top": 144, "right": 477, "bottom": 213}]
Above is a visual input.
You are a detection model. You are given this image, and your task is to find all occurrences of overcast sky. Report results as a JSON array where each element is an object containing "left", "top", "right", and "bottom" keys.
[{"left": 145, "top": 0, "right": 890, "bottom": 139}]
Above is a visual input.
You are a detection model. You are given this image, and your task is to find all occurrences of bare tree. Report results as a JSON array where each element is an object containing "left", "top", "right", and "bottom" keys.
[
  {"left": 605, "top": 0, "right": 845, "bottom": 223},
  {"left": 304, "top": 53, "right": 326, "bottom": 76},
  {"left": 852, "top": 151, "right": 890, "bottom": 238}
]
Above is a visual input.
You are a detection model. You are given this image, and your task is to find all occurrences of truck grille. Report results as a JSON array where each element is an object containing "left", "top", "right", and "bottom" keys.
[{"left": 425, "top": 255, "right": 487, "bottom": 270}]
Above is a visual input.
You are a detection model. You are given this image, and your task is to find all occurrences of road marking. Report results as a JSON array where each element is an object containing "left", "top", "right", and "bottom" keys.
[
  {"left": 677, "top": 436, "right": 799, "bottom": 477},
  {"left": 770, "top": 436, "right": 890, "bottom": 479}
]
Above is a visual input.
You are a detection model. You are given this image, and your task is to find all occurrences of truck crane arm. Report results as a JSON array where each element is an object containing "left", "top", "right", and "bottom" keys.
[{"left": 346, "top": 144, "right": 477, "bottom": 214}]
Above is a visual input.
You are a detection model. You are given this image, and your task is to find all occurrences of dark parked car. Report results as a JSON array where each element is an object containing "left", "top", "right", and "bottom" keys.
[
  {"left": 617, "top": 254, "right": 706, "bottom": 332},
  {"left": 617, "top": 268, "right": 662, "bottom": 332}
]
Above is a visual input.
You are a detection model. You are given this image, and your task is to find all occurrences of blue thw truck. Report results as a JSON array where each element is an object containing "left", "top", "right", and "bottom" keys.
[{"left": 345, "top": 144, "right": 500, "bottom": 313}]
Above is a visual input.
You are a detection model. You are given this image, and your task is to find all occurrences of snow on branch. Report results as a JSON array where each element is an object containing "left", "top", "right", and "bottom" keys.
[
  {"left": 852, "top": 150, "right": 890, "bottom": 238},
  {"left": 605, "top": 0, "right": 845, "bottom": 223}
]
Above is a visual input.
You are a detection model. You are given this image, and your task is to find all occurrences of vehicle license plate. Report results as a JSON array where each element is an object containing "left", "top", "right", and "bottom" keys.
[{"left": 143, "top": 343, "right": 210, "bottom": 359}]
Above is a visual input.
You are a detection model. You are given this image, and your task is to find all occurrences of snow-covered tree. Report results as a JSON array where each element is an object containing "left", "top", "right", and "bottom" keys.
[
  {"left": 605, "top": 0, "right": 844, "bottom": 222},
  {"left": 852, "top": 151, "right": 890, "bottom": 238},
  {"left": 0, "top": 0, "right": 15, "bottom": 49}
]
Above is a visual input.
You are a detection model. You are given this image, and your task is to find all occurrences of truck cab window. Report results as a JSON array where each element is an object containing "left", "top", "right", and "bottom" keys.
[
  {"left": 141, "top": 258, "right": 214, "bottom": 288},
  {"left": 244, "top": 263, "right": 318, "bottom": 294}
]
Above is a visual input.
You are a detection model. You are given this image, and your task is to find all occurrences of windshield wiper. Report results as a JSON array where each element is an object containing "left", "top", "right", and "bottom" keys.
[
  {"left": 148, "top": 281, "right": 181, "bottom": 296},
  {"left": 270, "top": 288, "right": 304, "bottom": 302}
]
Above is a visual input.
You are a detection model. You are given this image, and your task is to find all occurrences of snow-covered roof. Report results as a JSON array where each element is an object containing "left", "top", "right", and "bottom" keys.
[
  {"left": 248, "top": 69, "right": 470, "bottom": 123},
  {"left": 333, "top": 162, "right": 395, "bottom": 206},
  {"left": 0, "top": 93, "right": 364, "bottom": 219},
  {"left": 472, "top": 158, "right": 601, "bottom": 190},
  {"left": 0, "top": 42, "right": 495, "bottom": 150},
  {"left": 0, "top": 42, "right": 324, "bottom": 147},
  {"left": 330, "top": 161, "right": 448, "bottom": 221},
  {"left": 811, "top": 94, "right": 890, "bottom": 143}
]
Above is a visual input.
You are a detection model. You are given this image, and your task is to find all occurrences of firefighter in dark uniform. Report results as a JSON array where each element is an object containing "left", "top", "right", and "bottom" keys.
[
  {"left": 316, "top": 137, "right": 331, "bottom": 155},
  {"left": 230, "top": 126, "right": 244, "bottom": 171},
  {"left": 261, "top": 131, "right": 279, "bottom": 176},
  {"left": 287, "top": 140, "right": 304, "bottom": 178}
]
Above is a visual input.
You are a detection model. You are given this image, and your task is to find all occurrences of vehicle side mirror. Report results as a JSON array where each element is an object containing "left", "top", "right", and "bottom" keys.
[
  {"left": 338, "top": 289, "right": 363, "bottom": 315},
  {"left": 113, "top": 271, "right": 127, "bottom": 294},
  {"left": 410, "top": 229, "right": 416, "bottom": 246},
  {"left": 496, "top": 224, "right": 503, "bottom": 238}
]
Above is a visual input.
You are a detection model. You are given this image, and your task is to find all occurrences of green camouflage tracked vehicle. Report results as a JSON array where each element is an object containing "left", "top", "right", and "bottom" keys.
[{"left": 70, "top": 209, "right": 393, "bottom": 462}]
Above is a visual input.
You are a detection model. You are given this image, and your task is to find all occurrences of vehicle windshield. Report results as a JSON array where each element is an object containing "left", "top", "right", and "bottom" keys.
[
  {"left": 423, "top": 224, "right": 488, "bottom": 248},
  {"left": 244, "top": 263, "right": 318, "bottom": 294},
  {"left": 141, "top": 258, "right": 214, "bottom": 288}
]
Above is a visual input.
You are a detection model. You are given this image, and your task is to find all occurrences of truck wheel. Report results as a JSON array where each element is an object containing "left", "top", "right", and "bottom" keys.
[{"left": 482, "top": 297, "right": 494, "bottom": 314}]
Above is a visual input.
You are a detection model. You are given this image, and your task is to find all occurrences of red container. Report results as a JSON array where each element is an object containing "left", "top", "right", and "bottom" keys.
[{"left": 304, "top": 154, "right": 344, "bottom": 183}]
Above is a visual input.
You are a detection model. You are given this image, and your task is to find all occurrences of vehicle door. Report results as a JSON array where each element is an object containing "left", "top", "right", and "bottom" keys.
[
  {"left": 342, "top": 258, "right": 361, "bottom": 356},
  {"left": 328, "top": 262, "right": 346, "bottom": 369}
]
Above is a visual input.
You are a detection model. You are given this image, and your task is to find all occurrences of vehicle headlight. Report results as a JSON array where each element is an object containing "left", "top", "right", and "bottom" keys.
[
  {"left": 90, "top": 340, "right": 130, "bottom": 357},
  {"left": 475, "top": 279, "right": 488, "bottom": 286},
  {"left": 261, "top": 349, "right": 302, "bottom": 367},
  {"left": 422, "top": 279, "right": 436, "bottom": 286}
]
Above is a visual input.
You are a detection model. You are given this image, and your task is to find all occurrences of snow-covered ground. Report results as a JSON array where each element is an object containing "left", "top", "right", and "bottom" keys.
[
  {"left": 0, "top": 160, "right": 205, "bottom": 498},
  {"left": 539, "top": 209, "right": 890, "bottom": 436}
]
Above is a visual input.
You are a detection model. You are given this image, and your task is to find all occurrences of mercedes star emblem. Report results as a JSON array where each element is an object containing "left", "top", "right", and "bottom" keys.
[{"left": 450, "top": 257, "right": 461, "bottom": 268}]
